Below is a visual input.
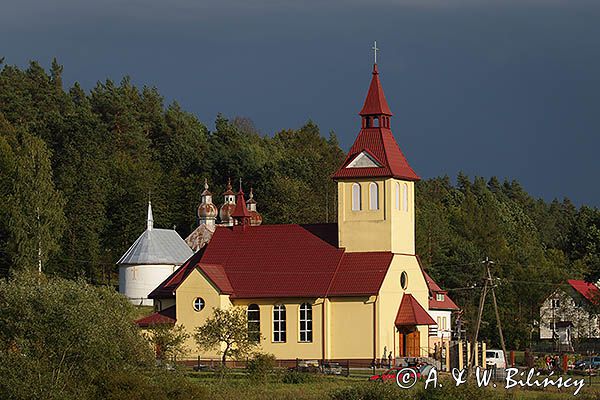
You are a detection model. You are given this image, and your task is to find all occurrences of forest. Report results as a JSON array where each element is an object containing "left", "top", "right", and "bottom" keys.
[{"left": 1, "top": 59, "right": 600, "bottom": 349}]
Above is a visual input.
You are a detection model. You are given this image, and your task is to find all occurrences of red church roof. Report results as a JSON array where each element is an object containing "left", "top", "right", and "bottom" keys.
[
  {"left": 395, "top": 294, "right": 437, "bottom": 326},
  {"left": 360, "top": 64, "right": 392, "bottom": 116},
  {"left": 568, "top": 279, "right": 600, "bottom": 304},
  {"left": 150, "top": 224, "right": 395, "bottom": 299},
  {"left": 332, "top": 64, "right": 419, "bottom": 181},
  {"left": 423, "top": 270, "right": 460, "bottom": 311}
]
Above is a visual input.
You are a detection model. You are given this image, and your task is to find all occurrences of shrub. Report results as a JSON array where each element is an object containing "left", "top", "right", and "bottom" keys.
[
  {"left": 247, "top": 352, "right": 276, "bottom": 381},
  {"left": 282, "top": 370, "right": 314, "bottom": 384}
]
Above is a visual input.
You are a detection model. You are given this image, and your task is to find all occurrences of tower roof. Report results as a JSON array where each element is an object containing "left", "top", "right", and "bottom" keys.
[
  {"left": 117, "top": 202, "right": 193, "bottom": 265},
  {"left": 359, "top": 64, "right": 392, "bottom": 116},
  {"left": 332, "top": 63, "right": 419, "bottom": 181}
]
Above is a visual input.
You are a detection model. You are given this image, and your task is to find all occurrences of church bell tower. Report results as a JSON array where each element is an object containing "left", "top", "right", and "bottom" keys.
[{"left": 332, "top": 56, "right": 420, "bottom": 254}]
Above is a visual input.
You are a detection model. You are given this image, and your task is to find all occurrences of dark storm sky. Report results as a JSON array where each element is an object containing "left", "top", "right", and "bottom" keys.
[{"left": 2, "top": 0, "right": 599, "bottom": 206}]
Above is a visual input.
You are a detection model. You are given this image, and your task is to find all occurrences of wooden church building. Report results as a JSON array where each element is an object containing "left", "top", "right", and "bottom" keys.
[{"left": 139, "top": 61, "right": 457, "bottom": 362}]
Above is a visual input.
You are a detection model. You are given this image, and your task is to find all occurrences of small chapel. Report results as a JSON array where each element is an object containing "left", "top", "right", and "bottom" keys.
[{"left": 138, "top": 59, "right": 458, "bottom": 363}]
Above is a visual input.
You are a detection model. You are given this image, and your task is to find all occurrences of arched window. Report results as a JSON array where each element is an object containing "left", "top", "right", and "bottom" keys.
[
  {"left": 369, "top": 182, "right": 379, "bottom": 210},
  {"left": 395, "top": 182, "right": 400, "bottom": 210},
  {"left": 299, "top": 303, "right": 313, "bottom": 342},
  {"left": 352, "top": 183, "right": 361, "bottom": 211},
  {"left": 247, "top": 304, "right": 260, "bottom": 342},
  {"left": 273, "top": 305, "right": 286, "bottom": 342},
  {"left": 403, "top": 183, "right": 409, "bottom": 212}
]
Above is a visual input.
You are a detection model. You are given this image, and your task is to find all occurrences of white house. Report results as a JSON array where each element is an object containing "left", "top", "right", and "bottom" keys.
[
  {"left": 539, "top": 279, "right": 600, "bottom": 351},
  {"left": 423, "top": 270, "right": 460, "bottom": 348},
  {"left": 118, "top": 202, "right": 193, "bottom": 306}
]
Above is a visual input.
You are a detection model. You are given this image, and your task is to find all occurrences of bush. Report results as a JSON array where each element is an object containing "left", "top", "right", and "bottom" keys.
[
  {"left": 247, "top": 352, "right": 276, "bottom": 381},
  {"left": 0, "top": 272, "right": 206, "bottom": 400},
  {"left": 282, "top": 370, "right": 315, "bottom": 384}
]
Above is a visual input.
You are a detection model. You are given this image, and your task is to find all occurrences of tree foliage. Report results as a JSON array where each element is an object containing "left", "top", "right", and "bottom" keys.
[{"left": 195, "top": 307, "right": 260, "bottom": 367}]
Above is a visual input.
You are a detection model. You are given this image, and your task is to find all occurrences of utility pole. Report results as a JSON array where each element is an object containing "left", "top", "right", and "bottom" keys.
[{"left": 468, "top": 257, "right": 508, "bottom": 370}]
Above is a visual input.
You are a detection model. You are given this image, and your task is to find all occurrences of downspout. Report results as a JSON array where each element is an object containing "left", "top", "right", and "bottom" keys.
[
  {"left": 322, "top": 299, "right": 326, "bottom": 361},
  {"left": 373, "top": 298, "right": 377, "bottom": 361}
]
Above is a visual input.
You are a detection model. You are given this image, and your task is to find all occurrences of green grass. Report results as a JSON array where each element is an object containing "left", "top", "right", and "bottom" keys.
[{"left": 182, "top": 369, "right": 600, "bottom": 400}]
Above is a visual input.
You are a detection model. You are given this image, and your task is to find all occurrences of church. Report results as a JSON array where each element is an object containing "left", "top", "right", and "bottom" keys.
[{"left": 138, "top": 60, "right": 458, "bottom": 363}]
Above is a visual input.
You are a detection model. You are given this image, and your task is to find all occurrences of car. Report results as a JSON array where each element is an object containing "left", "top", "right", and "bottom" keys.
[
  {"left": 574, "top": 357, "right": 600, "bottom": 370},
  {"left": 369, "top": 367, "right": 420, "bottom": 383},
  {"left": 486, "top": 349, "right": 506, "bottom": 369}
]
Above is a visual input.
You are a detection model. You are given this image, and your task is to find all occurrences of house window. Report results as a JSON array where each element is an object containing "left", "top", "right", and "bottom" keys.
[
  {"left": 193, "top": 297, "right": 205, "bottom": 312},
  {"left": 273, "top": 305, "right": 286, "bottom": 342},
  {"left": 551, "top": 299, "right": 560, "bottom": 309},
  {"left": 247, "top": 304, "right": 260, "bottom": 342},
  {"left": 436, "top": 293, "right": 445, "bottom": 302},
  {"left": 369, "top": 182, "right": 379, "bottom": 210},
  {"left": 403, "top": 183, "right": 409, "bottom": 212},
  {"left": 299, "top": 303, "right": 313, "bottom": 342},
  {"left": 395, "top": 182, "right": 400, "bottom": 210},
  {"left": 352, "top": 183, "right": 361, "bottom": 211}
]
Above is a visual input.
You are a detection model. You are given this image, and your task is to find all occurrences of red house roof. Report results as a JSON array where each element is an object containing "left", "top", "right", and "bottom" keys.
[
  {"left": 568, "top": 280, "right": 600, "bottom": 304},
  {"left": 423, "top": 270, "right": 460, "bottom": 311},
  {"left": 395, "top": 293, "right": 436, "bottom": 326},
  {"left": 135, "top": 305, "right": 176, "bottom": 328},
  {"left": 150, "top": 224, "right": 394, "bottom": 299}
]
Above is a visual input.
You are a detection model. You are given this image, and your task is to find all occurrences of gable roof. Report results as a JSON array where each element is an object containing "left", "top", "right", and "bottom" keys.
[
  {"left": 135, "top": 306, "right": 176, "bottom": 327},
  {"left": 150, "top": 224, "right": 395, "bottom": 299},
  {"left": 116, "top": 228, "right": 193, "bottom": 266},
  {"left": 568, "top": 280, "right": 600, "bottom": 304},
  {"left": 395, "top": 293, "right": 437, "bottom": 326},
  {"left": 423, "top": 270, "right": 460, "bottom": 311}
]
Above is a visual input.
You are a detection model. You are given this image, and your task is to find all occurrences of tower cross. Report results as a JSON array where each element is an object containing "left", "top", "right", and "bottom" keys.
[{"left": 372, "top": 41, "right": 379, "bottom": 64}]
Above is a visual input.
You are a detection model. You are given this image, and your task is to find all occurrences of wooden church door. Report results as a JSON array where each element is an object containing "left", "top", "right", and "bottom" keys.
[{"left": 405, "top": 330, "right": 420, "bottom": 357}]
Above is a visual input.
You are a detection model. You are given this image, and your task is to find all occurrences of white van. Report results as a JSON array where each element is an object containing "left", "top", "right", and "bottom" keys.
[{"left": 485, "top": 349, "right": 506, "bottom": 369}]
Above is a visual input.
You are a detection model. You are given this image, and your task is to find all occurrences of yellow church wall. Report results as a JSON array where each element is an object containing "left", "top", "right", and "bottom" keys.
[
  {"left": 175, "top": 268, "right": 232, "bottom": 358},
  {"left": 328, "top": 297, "right": 375, "bottom": 359},
  {"left": 378, "top": 254, "right": 431, "bottom": 358},
  {"left": 232, "top": 298, "right": 323, "bottom": 360},
  {"left": 337, "top": 179, "right": 415, "bottom": 254}
]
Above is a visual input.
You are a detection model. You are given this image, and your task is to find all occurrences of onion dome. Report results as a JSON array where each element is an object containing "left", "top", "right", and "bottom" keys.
[
  {"left": 246, "top": 188, "right": 262, "bottom": 226},
  {"left": 198, "top": 178, "right": 218, "bottom": 221},
  {"left": 219, "top": 178, "right": 236, "bottom": 226}
]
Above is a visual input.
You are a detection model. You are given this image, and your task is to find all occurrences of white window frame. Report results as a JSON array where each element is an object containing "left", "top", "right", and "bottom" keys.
[
  {"left": 436, "top": 293, "right": 445, "bottom": 302},
  {"left": 369, "top": 182, "right": 379, "bottom": 210},
  {"left": 273, "top": 305, "right": 286, "bottom": 343},
  {"left": 352, "top": 183, "right": 361, "bottom": 211},
  {"left": 193, "top": 297, "right": 205, "bottom": 312},
  {"left": 395, "top": 182, "right": 400, "bottom": 210},
  {"left": 403, "top": 183, "right": 409, "bottom": 212},
  {"left": 299, "top": 303, "right": 313, "bottom": 343}
]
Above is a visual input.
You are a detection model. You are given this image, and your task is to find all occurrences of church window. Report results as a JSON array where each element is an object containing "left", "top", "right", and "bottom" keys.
[
  {"left": 402, "top": 183, "right": 409, "bottom": 212},
  {"left": 352, "top": 183, "right": 361, "bottom": 211},
  {"left": 299, "top": 303, "right": 313, "bottom": 342},
  {"left": 395, "top": 182, "right": 400, "bottom": 210},
  {"left": 193, "top": 297, "right": 205, "bottom": 312},
  {"left": 247, "top": 304, "right": 260, "bottom": 342},
  {"left": 273, "top": 305, "right": 286, "bottom": 342},
  {"left": 369, "top": 182, "right": 379, "bottom": 210},
  {"left": 400, "top": 271, "right": 408, "bottom": 290}
]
